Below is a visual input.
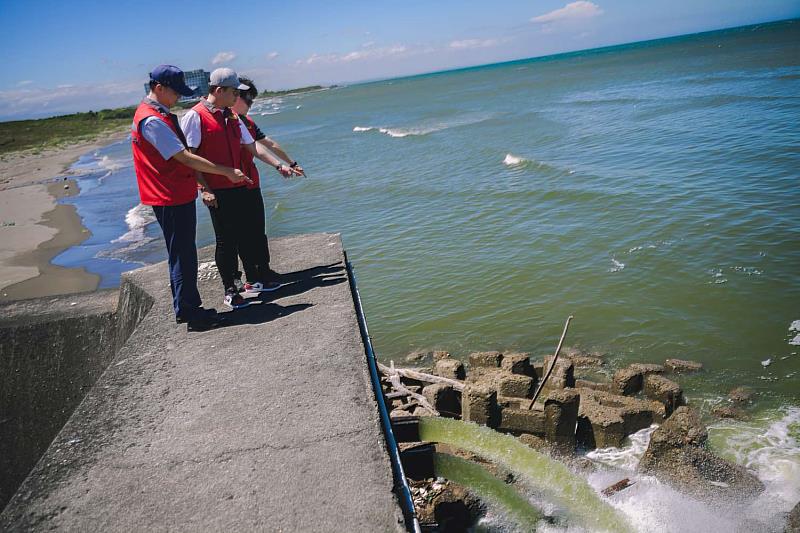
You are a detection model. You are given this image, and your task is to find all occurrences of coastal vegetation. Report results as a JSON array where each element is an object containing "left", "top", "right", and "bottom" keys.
[
  {"left": 0, "top": 107, "right": 136, "bottom": 156},
  {"left": 0, "top": 85, "right": 333, "bottom": 157}
]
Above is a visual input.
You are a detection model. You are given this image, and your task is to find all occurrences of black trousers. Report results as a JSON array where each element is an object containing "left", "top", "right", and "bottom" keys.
[
  {"left": 207, "top": 186, "right": 264, "bottom": 291},
  {"left": 239, "top": 187, "right": 272, "bottom": 282}
]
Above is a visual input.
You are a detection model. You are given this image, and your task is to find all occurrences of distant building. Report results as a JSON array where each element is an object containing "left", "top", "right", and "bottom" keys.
[{"left": 143, "top": 69, "right": 210, "bottom": 101}]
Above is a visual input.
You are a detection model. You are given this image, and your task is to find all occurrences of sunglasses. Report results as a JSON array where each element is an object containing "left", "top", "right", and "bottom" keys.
[{"left": 239, "top": 94, "right": 254, "bottom": 106}]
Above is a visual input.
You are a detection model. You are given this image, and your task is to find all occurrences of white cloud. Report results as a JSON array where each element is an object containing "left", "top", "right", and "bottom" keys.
[
  {"left": 266, "top": 51, "right": 279, "bottom": 60},
  {"left": 531, "top": 1, "right": 603, "bottom": 24},
  {"left": 362, "top": 41, "right": 375, "bottom": 48},
  {"left": 297, "top": 44, "right": 409, "bottom": 66},
  {"left": 449, "top": 39, "right": 498, "bottom": 50},
  {"left": 16, "top": 80, "right": 33, "bottom": 86},
  {"left": 211, "top": 51, "right": 237, "bottom": 65},
  {"left": 0, "top": 80, "right": 143, "bottom": 120}
]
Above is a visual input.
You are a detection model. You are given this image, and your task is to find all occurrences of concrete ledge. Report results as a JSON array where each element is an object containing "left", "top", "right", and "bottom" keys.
[
  {"left": 0, "top": 290, "right": 121, "bottom": 509},
  {"left": 1, "top": 233, "right": 404, "bottom": 531}
]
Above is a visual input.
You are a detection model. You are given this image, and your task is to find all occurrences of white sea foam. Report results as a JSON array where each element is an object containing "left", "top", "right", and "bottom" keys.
[
  {"left": 586, "top": 425, "right": 657, "bottom": 471},
  {"left": 98, "top": 155, "right": 125, "bottom": 173},
  {"left": 790, "top": 334, "right": 800, "bottom": 346},
  {"left": 112, "top": 203, "right": 156, "bottom": 244},
  {"left": 710, "top": 407, "right": 800, "bottom": 505},
  {"left": 578, "top": 411, "right": 800, "bottom": 532},
  {"left": 352, "top": 112, "right": 493, "bottom": 139},
  {"left": 610, "top": 258, "right": 625, "bottom": 272},
  {"left": 503, "top": 153, "right": 527, "bottom": 166},
  {"left": 790, "top": 320, "right": 800, "bottom": 332}
]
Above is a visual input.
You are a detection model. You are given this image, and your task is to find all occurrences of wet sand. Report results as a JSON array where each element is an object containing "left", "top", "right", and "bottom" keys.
[{"left": 0, "top": 129, "right": 128, "bottom": 301}]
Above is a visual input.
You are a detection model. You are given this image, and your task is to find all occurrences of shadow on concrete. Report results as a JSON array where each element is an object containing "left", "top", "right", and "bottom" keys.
[
  {"left": 219, "top": 301, "right": 313, "bottom": 326},
  {"left": 216, "top": 268, "right": 348, "bottom": 327},
  {"left": 274, "top": 261, "right": 345, "bottom": 284}
]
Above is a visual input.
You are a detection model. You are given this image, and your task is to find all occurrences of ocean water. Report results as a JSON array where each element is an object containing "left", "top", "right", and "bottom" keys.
[{"left": 54, "top": 20, "right": 799, "bottom": 522}]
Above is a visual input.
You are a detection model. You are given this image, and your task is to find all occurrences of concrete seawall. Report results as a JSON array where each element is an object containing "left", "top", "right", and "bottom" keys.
[
  {"left": 0, "top": 287, "right": 154, "bottom": 509},
  {"left": 1, "top": 233, "right": 404, "bottom": 531}
]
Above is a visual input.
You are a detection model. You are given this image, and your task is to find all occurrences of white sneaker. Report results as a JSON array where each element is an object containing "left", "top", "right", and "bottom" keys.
[
  {"left": 244, "top": 281, "right": 281, "bottom": 294},
  {"left": 224, "top": 291, "right": 252, "bottom": 309}
]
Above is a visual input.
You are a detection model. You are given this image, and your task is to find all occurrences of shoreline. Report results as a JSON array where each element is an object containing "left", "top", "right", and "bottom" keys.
[{"left": 0, "top": 129, "right": 129, "bottom": 301}]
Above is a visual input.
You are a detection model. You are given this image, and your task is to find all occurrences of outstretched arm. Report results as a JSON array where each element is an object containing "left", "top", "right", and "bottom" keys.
[
  {"left": 257, "top": 136, "right": 304, "bottom": 176},
  {"left": 243, "top": 142, "right": 303, "bottom": 177},
  {"left": 172, "top": 149, "right": 251, "bottom": 184}
]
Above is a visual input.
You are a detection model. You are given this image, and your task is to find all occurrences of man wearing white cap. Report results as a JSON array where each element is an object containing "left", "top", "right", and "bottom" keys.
[{"left": 180, "top": 67, "right": 294, "bottom": 309}]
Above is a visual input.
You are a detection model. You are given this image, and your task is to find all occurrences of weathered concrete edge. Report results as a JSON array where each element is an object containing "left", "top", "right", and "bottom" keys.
[{"left": 2, "top": 235, "right": 407, "bottom": 531}]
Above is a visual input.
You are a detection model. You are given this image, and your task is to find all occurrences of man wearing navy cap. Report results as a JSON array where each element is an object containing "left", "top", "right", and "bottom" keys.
[{"left": 131, "top": 65, "right": 251, "bottom": 331}]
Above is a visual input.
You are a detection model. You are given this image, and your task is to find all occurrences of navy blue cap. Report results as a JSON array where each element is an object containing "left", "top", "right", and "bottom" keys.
[{"left": 149, "top": 65, "right": 194, "bottom": 97}]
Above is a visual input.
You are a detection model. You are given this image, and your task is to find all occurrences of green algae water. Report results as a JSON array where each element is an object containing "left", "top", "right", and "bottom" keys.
[
  {"left": 245, "top": 20, "right": 800, "bottom": 410},
  {"left": 419, "top": 417, "right": 632, "bottom": 532},
  {"left": 432, "top": 452, "right": 543, "bottom": 531}
]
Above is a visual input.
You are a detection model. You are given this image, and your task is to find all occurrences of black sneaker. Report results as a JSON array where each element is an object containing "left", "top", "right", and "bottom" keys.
[
  {"left": 186, "top": 312, "right": 226, "bottom": 332},
  {"left": 176, "top": 307, "right": 217, "bottom": 324}
]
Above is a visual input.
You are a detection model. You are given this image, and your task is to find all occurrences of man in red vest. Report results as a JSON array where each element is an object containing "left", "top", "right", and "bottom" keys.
[
  {"left": 132, "top": 65, "right": 250, "bottom": 331},
  {"left": 231, "top": 77, "right": 304, "bottom": 292},
  {"left": 180, "top": 68, "right": 299, "bottom": 309}
]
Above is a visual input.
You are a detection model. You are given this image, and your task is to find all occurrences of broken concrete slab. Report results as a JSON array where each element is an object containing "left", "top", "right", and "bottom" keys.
[
  {"left": 542, "top": 356, "right": 575, "bottom": 389},
  {"left": 422, "top": 383, "right": 461, "bottom": 418},
  {"left": 643, "top": 374, "right": 685, "bottom": 417},
  {"left": 461, "top": 385, "right": 499, "bottom": 428},
  {"left": 500, "top": 352, "right": 536, "bottom": 377},
  {"left": 466, "top": 368, "right": 534, "bottom": 399},
  {"left": 665, "top": 358, "right": 703, "bottom": 373},
  {"left": 612, "top": 366, "right": 644, "bottom": 396},
  {"left": 612, "top": 363, "right": 665, "bottom": 396},
  {"left": 545, "top": 389, "right": 580, "bottom": 450},
  {"left": 468, "top": 351, "right": 503, "bottom": 369},
  {"left": 499, "top": 407, "right": 546, "bottom": 436},
  {"left": 435, "top": 358, "right": 466, "bottom": 381},
  {"left": 576, "top": 389, "right": 665, "bottom": 449}
]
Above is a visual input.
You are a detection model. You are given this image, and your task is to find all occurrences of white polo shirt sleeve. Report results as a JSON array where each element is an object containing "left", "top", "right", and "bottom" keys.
[
  {"left": 136, "top": 117, "right": 185, "bottom": 160},
  {"left": 179, "top": 110, "right": 202, "bottom": 149},
  {"left": 238, "top": 118, "right": 254, "bottom": 144}
]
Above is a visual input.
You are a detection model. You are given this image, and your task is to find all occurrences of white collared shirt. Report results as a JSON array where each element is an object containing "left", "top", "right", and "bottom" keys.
[{"left": 179, "top": 104, "right": 254, "bottom": 149}]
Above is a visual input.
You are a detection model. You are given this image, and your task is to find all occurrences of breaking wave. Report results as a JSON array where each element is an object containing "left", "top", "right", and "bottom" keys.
[
  {"left": 111, "top": 203, "right": 157, "bottom": 245},
  {"left": 352, "top": 112, "right": 494, "bottom": 138}
]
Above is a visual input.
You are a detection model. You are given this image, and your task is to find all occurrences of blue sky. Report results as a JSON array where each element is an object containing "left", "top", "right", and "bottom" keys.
[{"left": 0, "top": 0, "right": 797, "bottom": 120}]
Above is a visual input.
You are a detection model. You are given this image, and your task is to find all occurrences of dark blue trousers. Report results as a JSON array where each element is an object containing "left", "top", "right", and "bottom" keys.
[{"left": 153, "top": 201, "right": 203, "bottom": 320}]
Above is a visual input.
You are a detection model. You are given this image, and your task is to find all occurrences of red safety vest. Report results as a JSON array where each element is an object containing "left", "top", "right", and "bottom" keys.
[
  {"left": 192, "top": 101, "right": 244, "bottom": 191},
  {"left": 131, "top": 101, "right": 197, "bottom": 206},
  {"left": 240, "top": 115, "right": 260, "bottom": 189}
]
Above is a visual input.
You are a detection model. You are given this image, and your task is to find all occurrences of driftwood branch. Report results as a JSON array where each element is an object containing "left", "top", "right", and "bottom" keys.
[
  {"left": 602, "top": 478, "right": 635, "bottom": 496},
  {"left": 382, "top": 362, "right": 440, "bottom": 416},
  {"left": 528, "top": 315, "right": 574, "bottom": 410},
  {"left": 377, "top": 362, "right": 465, "bottom": 391}
]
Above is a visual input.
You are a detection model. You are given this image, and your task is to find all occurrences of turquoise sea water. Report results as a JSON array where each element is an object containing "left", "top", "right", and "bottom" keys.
[{"left": 55, "top": 22, "right": 799, "bottom": 511}]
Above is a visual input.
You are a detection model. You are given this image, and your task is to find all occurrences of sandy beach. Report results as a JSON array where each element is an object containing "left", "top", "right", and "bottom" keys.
[{"left": 0, "top": 129, "right": 129, "bottom": 301}]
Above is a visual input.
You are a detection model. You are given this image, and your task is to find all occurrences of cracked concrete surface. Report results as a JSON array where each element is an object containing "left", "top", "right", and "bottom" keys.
[{"left": 1, "top": 233, "right": 405, "bottom": 532}]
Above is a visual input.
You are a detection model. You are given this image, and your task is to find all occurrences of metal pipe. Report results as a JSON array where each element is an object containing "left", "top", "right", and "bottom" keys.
[{"left": 345, "top": 252, "right": 421, "bottom": 533}]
